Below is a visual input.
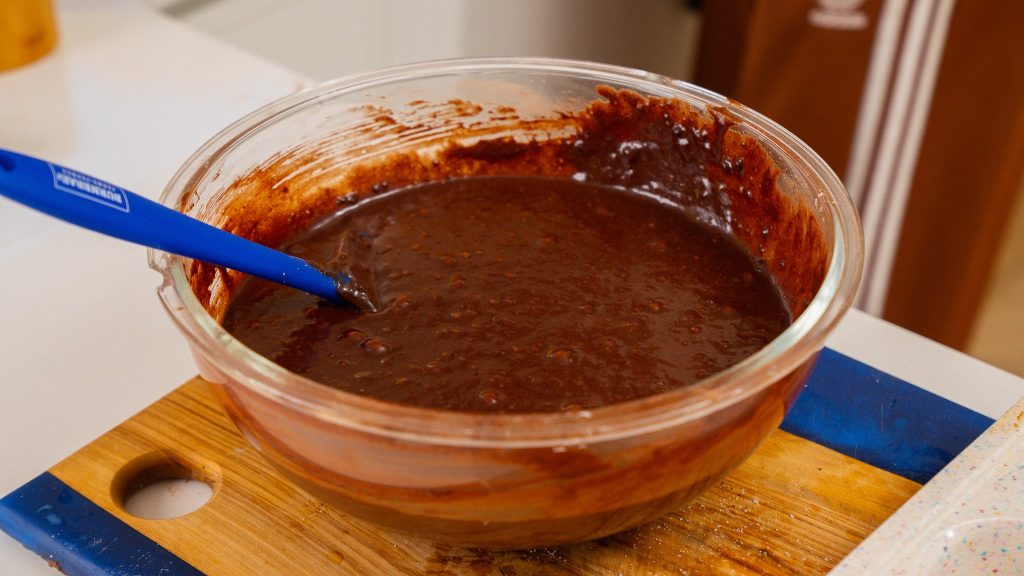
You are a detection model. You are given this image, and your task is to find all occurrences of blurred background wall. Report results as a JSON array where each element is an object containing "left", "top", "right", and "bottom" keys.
[
  {"left": 149, "top": 0, "right": 702, "bottom": 81},
  {"left": 149, "top": 0, "right": 1023, "bottom": 376}
]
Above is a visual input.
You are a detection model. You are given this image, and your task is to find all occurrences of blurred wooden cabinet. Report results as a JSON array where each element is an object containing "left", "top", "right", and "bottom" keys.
[{"left": 696, "top": 0, "right": 1024, "bottom": 350}]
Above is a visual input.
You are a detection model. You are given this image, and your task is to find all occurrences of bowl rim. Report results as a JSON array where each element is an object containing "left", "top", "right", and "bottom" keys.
[{"left": 149, "top": 57, "right": 864, "bottom": 448}]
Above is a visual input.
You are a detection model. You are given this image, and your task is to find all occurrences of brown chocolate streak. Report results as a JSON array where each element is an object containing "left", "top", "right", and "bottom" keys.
[{"left": 188, "top": 87, "right": 826, "bottom": 336}]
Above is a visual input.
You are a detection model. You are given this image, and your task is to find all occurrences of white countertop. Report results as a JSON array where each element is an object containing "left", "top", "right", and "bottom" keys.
[{"left": 1, "top": 3, "right": 1022, "bottom": 574}]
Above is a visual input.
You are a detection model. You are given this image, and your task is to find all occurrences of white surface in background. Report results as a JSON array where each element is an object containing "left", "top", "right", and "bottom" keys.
[
  {"left": 828, "top": 308, "right": 1024, "bottom": 420},
  {"left": 0, "top": 3, "right": 309, "bottom": 573},
  {"left": 150, "top": 0, "right": 701, "bottom": 83},
  {"left": 0, "top": 0, "right": 308, "bottom": 494}
]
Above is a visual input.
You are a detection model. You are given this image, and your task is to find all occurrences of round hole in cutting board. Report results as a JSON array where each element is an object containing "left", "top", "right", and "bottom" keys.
[
  {"left": 113, "top": 450, "right": 221, "bottom": 520},
  {"left": 123, "top": 478, "right": 213, "bottom": 520}
]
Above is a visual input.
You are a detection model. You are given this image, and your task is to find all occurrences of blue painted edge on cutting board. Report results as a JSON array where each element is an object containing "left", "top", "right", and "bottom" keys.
[
  {"left": 780, "top": 347, "right": 994, "bottom": 484},
  {"left": 0, "top": 348, "right": 997, "bottom": 575},
  {"left": 0, "top": 471, "right": 204, "bottom": 576}
]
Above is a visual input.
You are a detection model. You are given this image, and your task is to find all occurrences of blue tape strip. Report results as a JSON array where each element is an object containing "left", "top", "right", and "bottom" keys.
[
  {"left": 0, "top": 472, "right": 204, "bottom": 576},
  {"left": 782, "top": 348, "right": 995, "bottom": 484}
]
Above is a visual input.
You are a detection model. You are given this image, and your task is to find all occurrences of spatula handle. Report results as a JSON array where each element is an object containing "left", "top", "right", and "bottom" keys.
[{"left": 0, "top": 148, "right": 345, "bottom": 303}]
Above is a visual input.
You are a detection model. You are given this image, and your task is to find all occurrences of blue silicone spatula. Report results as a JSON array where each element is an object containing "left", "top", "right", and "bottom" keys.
[{"left": 0, "top": 148, "right": 375, "bottom": 311}]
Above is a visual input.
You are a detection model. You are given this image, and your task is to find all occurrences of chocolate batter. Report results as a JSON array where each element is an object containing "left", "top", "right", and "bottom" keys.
[{"left": 222, "top": 175, "right": 790, "bottom": 413}]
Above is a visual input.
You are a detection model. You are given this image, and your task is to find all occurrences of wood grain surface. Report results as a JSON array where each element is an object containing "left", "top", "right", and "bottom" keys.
[{"left": 50, "top": 378, "right": 920, "bottom": 575}]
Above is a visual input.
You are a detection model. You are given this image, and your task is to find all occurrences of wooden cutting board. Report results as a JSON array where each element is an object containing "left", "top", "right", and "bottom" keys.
[{"left": 10, "top": 374, "right": 922, "bottom": 575}]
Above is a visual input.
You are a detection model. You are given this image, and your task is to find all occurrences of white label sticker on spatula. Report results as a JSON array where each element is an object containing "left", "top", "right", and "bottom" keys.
[{"left": 48, "top": 163, "right": 131, "bottom": 213}]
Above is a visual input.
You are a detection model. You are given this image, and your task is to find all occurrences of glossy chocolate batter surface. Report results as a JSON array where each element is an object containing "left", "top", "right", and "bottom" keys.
[{"left": 222, "top": 175, "right": 790, "bottom": 413}]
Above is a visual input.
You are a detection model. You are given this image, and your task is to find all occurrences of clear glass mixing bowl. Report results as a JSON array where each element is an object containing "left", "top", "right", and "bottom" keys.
[{"left": 149, "top": 58, "right": 862, "bottom": 548}]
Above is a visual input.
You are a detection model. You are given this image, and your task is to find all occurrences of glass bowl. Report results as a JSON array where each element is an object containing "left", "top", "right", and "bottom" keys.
[{"left": 149, "top": 58, "right": 862, "bottom": 548}]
